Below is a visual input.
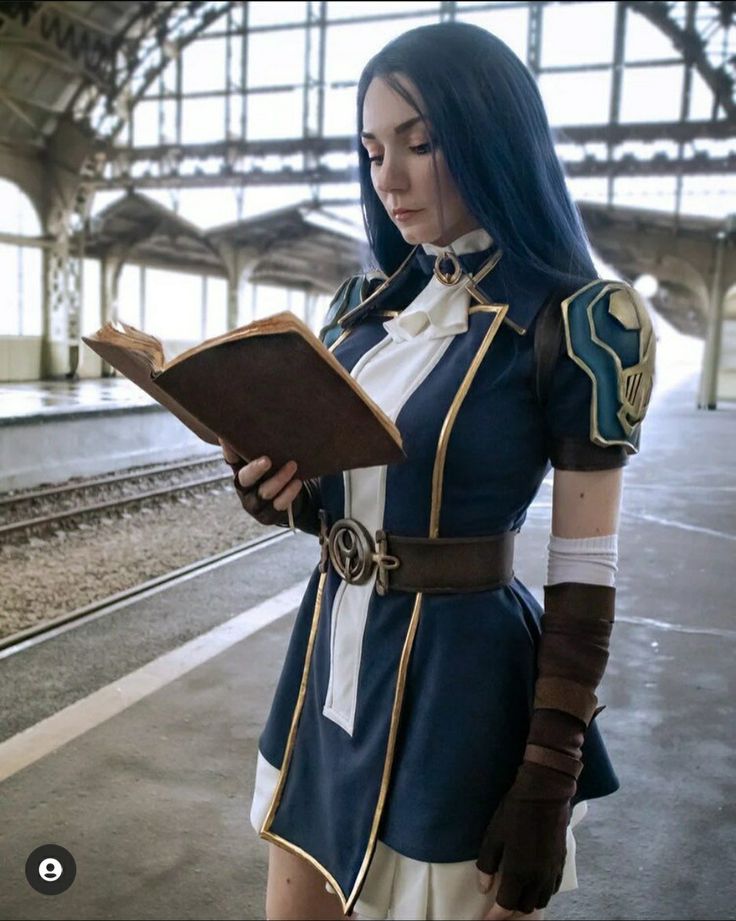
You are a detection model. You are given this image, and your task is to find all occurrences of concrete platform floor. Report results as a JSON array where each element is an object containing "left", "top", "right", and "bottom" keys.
[{"left": 0, "top": 367, "right": 734, "bottom": 921}]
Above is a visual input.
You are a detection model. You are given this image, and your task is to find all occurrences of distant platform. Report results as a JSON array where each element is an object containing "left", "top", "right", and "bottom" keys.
[
  {"left": 0, "top": 378, "right": 159, "bottom": 424},
  {"left": 0, "top": 378, "right": 214, "bottom": 493}
]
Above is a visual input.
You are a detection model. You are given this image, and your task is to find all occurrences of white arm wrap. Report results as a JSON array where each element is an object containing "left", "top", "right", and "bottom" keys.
[{"left": 546, "top": 532, "right": 619, "bottom": 588}]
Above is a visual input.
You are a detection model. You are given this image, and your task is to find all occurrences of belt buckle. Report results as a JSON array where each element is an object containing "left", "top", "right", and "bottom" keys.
[
  {"left": 327, "top": 517, "right": 375, "bottom": 586},
  {"left": 374, "top": 528, "right": 400, "bottom": 596},
  {"left": 325, "top": 518, "right": 400, "bottom": 594}
]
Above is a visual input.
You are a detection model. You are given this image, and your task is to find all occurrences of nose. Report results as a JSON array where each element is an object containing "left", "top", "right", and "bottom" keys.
[{"left": 374, "top": 153, "right": 408, "bottom": 196}]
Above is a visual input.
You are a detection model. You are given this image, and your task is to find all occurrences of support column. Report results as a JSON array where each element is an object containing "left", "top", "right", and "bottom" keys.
[
  {"left": 226, "top": 270, "right": 240, "bottom": 329},
  {"left": 98, "top": 254, "right": 123, "bottom": 376},
  {"left": 216, "top": 243, "right": 244, "bottom": 330},
  {"left": 697, "top": 225, "right": 730, "bottom": 409},
  {"left": 305, "top": 290, "right": 318, "bottom": 332},
  {"left": 39, "top": 115, "right": 98, "bottom": 379},
  {"left": 41, "top": 229, "right": 82, "bottom": 379}
]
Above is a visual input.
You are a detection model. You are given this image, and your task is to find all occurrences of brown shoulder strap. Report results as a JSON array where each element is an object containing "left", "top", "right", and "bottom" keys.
[{"left": 533, "top": 287, "right": 568, "bottom": 410}]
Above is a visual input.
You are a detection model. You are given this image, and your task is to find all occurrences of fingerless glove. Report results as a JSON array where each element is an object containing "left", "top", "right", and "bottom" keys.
[{"left": 226, "top": 457, "right": 322, "bottom": 536}]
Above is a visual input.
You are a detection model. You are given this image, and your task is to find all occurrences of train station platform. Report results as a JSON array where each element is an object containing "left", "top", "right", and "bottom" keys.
[
  {"left": 0, "top": 351, "right": 734, "bottom": 920},
  {"left": 0, "top": 378, "right": 214, "bottom": 493}
]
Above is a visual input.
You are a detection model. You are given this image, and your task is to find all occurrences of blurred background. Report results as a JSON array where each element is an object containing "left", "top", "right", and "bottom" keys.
[{"left": 0, "top": 0, "right": 734, "bottom": 405}]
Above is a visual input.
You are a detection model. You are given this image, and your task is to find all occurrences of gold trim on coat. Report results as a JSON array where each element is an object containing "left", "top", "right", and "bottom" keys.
[
  {"left": 260, "top": 570, "right": 328, "bottom": 832},
  {"left": 431, "top": 304, "right": 508, "bottom": 536},
  {"left": 338, "top": 247, "right": 420, "bottom": 328},
  {"left": 467, "top": 248, "right": 502, "bottom": 288},
  {"left": 464, "top": 250, "right": 527, "bottom": 333},
  {"left": 259, "top": 302, "right": 510, "bottom": 916},
  {"left": 328, "top": 311, "right": 399, "bottom": 353},
  {"left": 349, "top": 591, "right": 423, "bottom": 906},
  {"left": 328, "top": 329, "right": 352, "bottom": 352}
]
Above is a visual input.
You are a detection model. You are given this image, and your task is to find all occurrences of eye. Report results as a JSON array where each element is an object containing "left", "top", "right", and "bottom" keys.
[{"left": 368, "top": 143, "right": 433, "bottom": 165}]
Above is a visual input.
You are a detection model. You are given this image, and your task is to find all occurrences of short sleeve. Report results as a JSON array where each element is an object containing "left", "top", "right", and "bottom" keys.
[{"left": 543, "top": 279, "right": 656, "bottom": 471}]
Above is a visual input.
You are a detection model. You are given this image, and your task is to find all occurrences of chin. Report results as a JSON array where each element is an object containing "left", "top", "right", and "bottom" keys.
[{"left": 399, "top": 223, "right": 431, "bottom": 245}]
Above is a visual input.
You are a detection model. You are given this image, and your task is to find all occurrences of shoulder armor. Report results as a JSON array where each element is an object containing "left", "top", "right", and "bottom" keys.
[
  {"left": 561, "top": 279, "right": 656, "bottom": 453},
  {"left": 318, "top": 273, "right": 385, "bottom": 348}
]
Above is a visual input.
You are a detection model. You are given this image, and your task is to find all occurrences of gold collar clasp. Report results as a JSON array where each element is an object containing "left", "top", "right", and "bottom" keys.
[{"left": 433, "top": 251, "right": 463, "bottom": 286}]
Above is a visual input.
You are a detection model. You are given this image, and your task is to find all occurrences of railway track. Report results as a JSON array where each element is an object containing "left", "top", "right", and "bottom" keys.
[
  {"left": 0, "top": 453, "right": 233, "bottom": 541},
  {"left": 0, "top": 529, "right": 289, "bottom": 657}
]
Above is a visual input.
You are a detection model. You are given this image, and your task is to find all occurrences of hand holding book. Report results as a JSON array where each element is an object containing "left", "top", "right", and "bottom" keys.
[
  {"left": 220, "top": 440, "right": 299, "bottom": 521},
  {"left": 82, "top": 311, "right": 406, "bottom": 481}
]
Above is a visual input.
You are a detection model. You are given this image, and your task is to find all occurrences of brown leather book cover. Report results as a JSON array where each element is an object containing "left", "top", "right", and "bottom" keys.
[{"left": 82, "top": 313, "right": 405, "bottom": 480}]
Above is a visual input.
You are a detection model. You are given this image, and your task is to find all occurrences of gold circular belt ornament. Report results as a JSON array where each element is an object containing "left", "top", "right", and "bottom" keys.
[
  {"left": 327, "top": 517, "right": 375, "bottom": 585},
  {"left": 433, "top": 251, "right": 462, "bottom": 286}
]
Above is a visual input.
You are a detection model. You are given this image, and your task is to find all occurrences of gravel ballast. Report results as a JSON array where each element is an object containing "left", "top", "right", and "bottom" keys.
[{"left": 0, "top": 483, "right": 280, "bottom": 642}]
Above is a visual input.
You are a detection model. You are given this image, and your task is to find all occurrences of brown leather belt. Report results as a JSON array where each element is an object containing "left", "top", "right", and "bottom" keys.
[{"left": 318, "top": 512, "right": 516, "bottom": 595}]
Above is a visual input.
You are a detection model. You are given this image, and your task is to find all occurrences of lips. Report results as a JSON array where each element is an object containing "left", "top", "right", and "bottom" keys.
[{"left": 393, "top": 208, "right": 420, "bottom": 218}]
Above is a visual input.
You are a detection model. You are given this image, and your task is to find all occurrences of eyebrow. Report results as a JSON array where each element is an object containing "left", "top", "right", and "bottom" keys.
[{"left": 360, "top": 115, "right": 424, "bottom": 141}]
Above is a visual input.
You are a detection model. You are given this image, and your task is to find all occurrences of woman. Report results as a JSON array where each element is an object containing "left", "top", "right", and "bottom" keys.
[{"left": 222, "top": 21, "right": 655, "bottom": 921}]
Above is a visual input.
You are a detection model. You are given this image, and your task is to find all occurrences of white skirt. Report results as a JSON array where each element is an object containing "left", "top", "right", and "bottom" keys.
[{"left": 250, "top": 750, "right": 587, "bottom": 921}]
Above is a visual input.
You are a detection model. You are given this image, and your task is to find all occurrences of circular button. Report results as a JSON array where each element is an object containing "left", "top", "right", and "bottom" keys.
[{"left": 25, "top": 844, "right": 76, "bottom": 895}]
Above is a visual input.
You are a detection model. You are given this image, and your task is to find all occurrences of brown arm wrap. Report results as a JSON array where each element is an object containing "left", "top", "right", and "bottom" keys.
[
  {"left": 533, "top": 582, "right": 615, "bottom": 726},
  {"left": 476, "top": 580, "right": 617, "bottom": 912}
]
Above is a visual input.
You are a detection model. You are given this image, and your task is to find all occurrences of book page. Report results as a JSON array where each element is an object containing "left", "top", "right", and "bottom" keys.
[{"left": 81, "top": 329, "right": 219, "bottom": 445}]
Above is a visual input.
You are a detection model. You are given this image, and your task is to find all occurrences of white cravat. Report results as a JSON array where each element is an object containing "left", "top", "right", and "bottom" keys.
[{"left": 383, "top": 227, "right": 494, "bottom": 344}]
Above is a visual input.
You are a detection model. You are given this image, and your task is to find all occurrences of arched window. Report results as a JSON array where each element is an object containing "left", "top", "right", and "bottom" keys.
[{"left": 0, "top": 179, "right": 42, "bottom": 335}]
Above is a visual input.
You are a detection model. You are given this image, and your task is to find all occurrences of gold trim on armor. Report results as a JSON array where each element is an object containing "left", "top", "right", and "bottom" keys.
[
  {"left": 260, "top": 302, "right": 511, "bottom": 916},
  {"left": 588, "top": 284, "right": 655, "bottom": 438},
  {"left": 560, "top": 280, "right": 655, "bottom": 451}
]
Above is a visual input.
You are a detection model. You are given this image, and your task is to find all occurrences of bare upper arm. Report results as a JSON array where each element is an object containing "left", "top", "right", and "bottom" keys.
[{"left": 551, "top": 467, "right": 624, "bottom": 539}]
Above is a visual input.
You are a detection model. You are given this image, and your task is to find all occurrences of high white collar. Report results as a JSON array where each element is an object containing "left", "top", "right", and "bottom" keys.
[{"left": 421, "top": 226, "right": 493, "bottom": 257}]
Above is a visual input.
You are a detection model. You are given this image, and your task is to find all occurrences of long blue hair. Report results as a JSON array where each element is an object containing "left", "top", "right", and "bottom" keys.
[{"left": 355, "top": 21, "right": 597, "bottom": 294}]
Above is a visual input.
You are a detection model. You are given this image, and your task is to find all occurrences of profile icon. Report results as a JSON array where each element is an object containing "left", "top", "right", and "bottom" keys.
[
  {"left": 39, "top": 858, "right": 63, "bottom": 880},
  {"left": 25, "top": 845, "right": 76, "bottom": 895}
]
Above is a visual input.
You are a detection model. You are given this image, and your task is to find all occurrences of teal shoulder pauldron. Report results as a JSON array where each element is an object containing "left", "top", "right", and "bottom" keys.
[
  {"left": 318, "top": 273, "right": 385, "bottom": 348},
  {"left": 562, "top": 279, "right": 656, "bottom": 453}
]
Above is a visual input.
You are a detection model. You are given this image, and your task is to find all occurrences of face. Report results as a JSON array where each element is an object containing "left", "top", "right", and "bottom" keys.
[{"left": 361, "top": 74, "right": 480, "bottom": 248}]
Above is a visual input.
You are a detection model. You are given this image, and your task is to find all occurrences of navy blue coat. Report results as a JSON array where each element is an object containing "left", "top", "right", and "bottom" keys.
[{"left": 255, "top": 244, "right": 655, "bottom": 913}]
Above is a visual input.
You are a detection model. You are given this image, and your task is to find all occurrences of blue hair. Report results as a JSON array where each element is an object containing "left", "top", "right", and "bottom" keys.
[{"left": 355, "top": 21, "right": 597, "bottom": 295}]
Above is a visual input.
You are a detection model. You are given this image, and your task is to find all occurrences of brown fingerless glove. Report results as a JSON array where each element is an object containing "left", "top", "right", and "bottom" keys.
[
  {"left": 227, "top": 457, "right": 323, "bottom": 536},
  {"left": 476, "top": 582, "right": 615, "bottom": 913}
]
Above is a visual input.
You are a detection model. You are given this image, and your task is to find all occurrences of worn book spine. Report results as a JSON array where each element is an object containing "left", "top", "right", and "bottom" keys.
[{"left": 81, "top": 336, "right": 219, "bottom": 444}]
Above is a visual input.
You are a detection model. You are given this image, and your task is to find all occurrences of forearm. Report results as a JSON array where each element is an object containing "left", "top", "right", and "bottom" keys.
[
  {"left": 525, "top": 534, "right": 617, "bottom": 782},
  {"left": 476, "top": 532, "right": 619, "bottom": 913}
]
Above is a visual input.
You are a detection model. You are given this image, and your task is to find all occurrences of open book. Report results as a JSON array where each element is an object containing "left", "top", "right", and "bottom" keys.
[{"left": 82, "top": 313, "right": 405, "bottom": 480}]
